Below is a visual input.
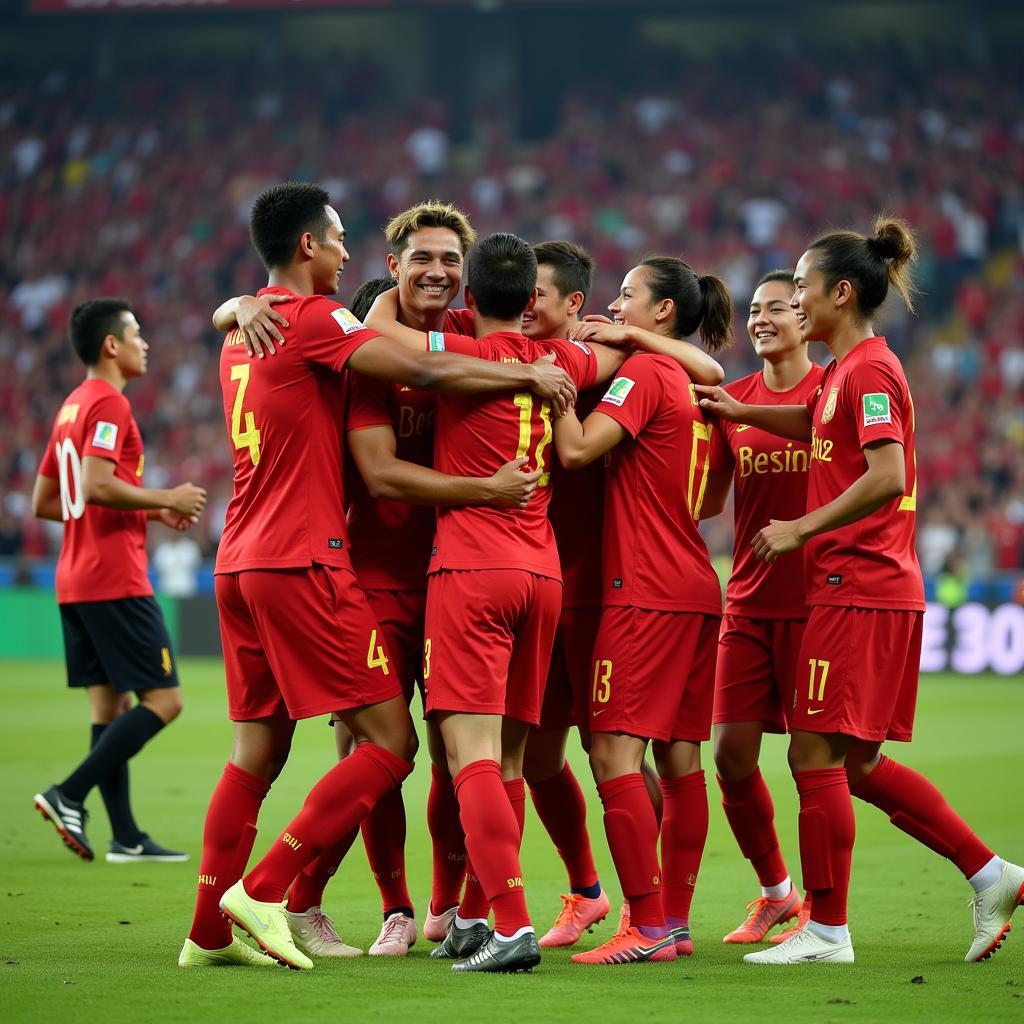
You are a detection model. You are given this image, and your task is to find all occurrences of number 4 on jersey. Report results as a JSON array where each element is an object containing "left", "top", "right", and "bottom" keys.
[
  {"left": 366, "top": 629, "right": 390, "bottom": 676},
  {"left": 230, "top": 364, "right": 262, "bottom": 466}
]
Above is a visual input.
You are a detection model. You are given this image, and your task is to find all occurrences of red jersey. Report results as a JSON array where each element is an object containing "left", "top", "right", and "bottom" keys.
[
  {"left": 596, "top": 353, "right": 721, "bottom": 615},
  {"left": 38, "top": 378, "right": 151, "bottom": 604},
  {"left": 710, "top": 364, "right": 825, "bottom": 618},
  {"left": 804, "top": 337, "right": 924, "bottom": 610},
  {"left": 215, "top": 287, "right": 379, "bottom": 575},
  {"left": 345, "top": 308, "right": 474, "bottom": 592},
  {"left": 549, "top": 391, "right": 603, "bottom": 609},
  {"left": 427, "top": 330, "right": 598, "bottom": 580}
]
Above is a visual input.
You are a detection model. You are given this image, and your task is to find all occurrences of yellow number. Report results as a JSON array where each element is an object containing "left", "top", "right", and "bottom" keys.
[
  {"left": 513, "top": 392, "right": 554, "bottom": 486},
  {"left": 592, "top": 659, "right": 613, "bottom": 704},
  {"left": 423, "top": 638, "right": 432, "bottom": 680},
  {"left": 229, "top": 364, "right": 262, "bottom": 466},
  {"left": 807, "top": 658, "right": 830, "bottom": 702},
  {"left": 687, "top": 421, "right": 712, "bottom": 519},
  {"left": 899, "top": 394, "right": 917, "bottom": 512},
  {"left": 366, "top": 629, "right": 390, "bottom": 676}
]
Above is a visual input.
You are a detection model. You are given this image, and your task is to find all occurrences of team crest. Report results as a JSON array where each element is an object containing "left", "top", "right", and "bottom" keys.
[{"left": 821, "top": 387, "right": 839, "bottom": 424}]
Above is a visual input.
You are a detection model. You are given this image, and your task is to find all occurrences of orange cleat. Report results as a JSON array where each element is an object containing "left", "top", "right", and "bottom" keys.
[
  {"left": 724, "top": 886, "right": 803, "bottom": 944},
  {"left": 769, "top": 892, "right": 811, "bottom": 944},
  {"left": 538, "top": 891, "right": 611, "bottom": 948},
  {"left": 571, "top": 926, "right": 677, "bottom": 965},
  {"left": 617, "top": 900, "right": 630, "bottom": 933}
]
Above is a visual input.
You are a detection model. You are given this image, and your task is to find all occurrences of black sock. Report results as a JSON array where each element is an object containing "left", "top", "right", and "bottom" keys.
[
  {"left": 61, "top": 706, "right": 165, "bottom": 803},
  {"left": 90, "top": 724, "right": 144, "bottom": 846},
  {"left": 571, "top": 882, "right": 602, "bottom": 900},
  {"left": 385, "top": 906, "right": 415, "bottom": 921}
]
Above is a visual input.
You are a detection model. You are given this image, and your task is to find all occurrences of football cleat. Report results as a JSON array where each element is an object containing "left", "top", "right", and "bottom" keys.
[
  {"left": 743, "top": 925, "right": 854, "bottom": 965},
  {"left": 538, "top": 891, "right": 611, "bottom": 948},
  {"left": 220, "top": 880, "right": 313, "bottom": 970},
  {"left": 178, "top": 936, "right": 275, "bottom": 968},
  {"left": 369, "top": 912, "right": 417, "bottom": 956},
  {"left": 431, "top": 918, "right": 490, "bottom": 960},
  {"left": 451, "top": 931, "right": 541, "bottom": 974},
  {"left": 965, "top": 860, "right": 1024, "bottom": 963},
  {"left": 770, "top": 893, "right": 811, "bottom": 943},
  {"left": 669, "top": 923, "right": 693, "bottom": 956},
  {"left": 286, "top": 906, "right": 363, "bottom": 958},
  {"left": 571, "top": 926, "right": 677, "bottom": 965},
  {"left": 107, "top": 834, "right": 189, "bottom": 863},
  {"left": 34, "top": 785, "right": 93, "bottom": 861},
  {"left": 724, "top": 887, "right": 803, "bottom": 944},
  {"left": 423, "top": 903, "right": 458, "bottom": 943}
]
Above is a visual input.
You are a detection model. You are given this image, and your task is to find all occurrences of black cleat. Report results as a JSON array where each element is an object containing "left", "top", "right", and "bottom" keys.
[
  {"left": 34, "top": 785, "right": 93, "bottom": 861},
  {"left": 452, "top": 931, "right": 541, "bottom": 974},
  {"left": 107, "top": 834, "right": 189, "bottom": 863},
  {"left": 431, "top": 919, "right": 490, "bottom": 960}
]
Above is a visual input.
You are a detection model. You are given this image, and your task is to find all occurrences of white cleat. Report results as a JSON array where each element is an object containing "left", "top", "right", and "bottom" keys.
[
  {"left": 966, "top": 860, "right": 1024, "bottom": 963},
  {"left": 743, "top": 925, "right": 854, "bottom": 965},
  {"left": 286, "top": 906, "right": 364, "bottom": 958},
  {"left": 219, "top": 880, "right": 313, "bottom": 971},
  {"left": 369, "top": 912, "right": 418, "bottom": 956}
]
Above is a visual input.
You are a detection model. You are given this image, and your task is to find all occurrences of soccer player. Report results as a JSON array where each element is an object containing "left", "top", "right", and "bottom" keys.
[
  {"left": 182, "top": 185, "right": 576, "bottom": 970},
  {"left": 698, "top": 270, "right": 824, "bottom": 943},
  {"left": 553, "top": 256, "right": 733, "bottom": 965},
  {"left": 31, "top": 298, "right": 206, "bottom": 865},
  {"left": 698, "top": 217, "right": 1024, "bottom": 965}
]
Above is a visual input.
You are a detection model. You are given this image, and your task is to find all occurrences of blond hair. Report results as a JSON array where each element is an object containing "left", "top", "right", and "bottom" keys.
[{"left": 385, "top": 200, "right": 477, "bottom": 258}]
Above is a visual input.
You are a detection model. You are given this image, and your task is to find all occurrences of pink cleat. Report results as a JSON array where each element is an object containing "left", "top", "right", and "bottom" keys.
[
  {"left": 538, "top": 891, "right": 612, "bottom": 948},
  {"left": 423, "top": 903, "right": 458, "bottom": 943},
  {"left": 369, "top": 912, "right": 417, "bottom": 956}
]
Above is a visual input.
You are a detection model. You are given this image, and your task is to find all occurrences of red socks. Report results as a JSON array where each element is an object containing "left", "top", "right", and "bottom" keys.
[
  {"left": 286, "top": 827, "right": 359, "bottom": 914},
  {"left": 795, "top": 768, "right": 855, "bottom": 926},
  {"left": 427, "top": 765, "right": 467, "bottom": 914},
  {"left": 188, "top": 762, "right": 270, "bottom": 949},
  {"left": 849, "top": 755, "right": 995, "bottom": 878},
  {"left": 245, "top": 743, "right": 412, "bottom": 903},
  {"left": 362, "top": 785, "right": 413, "bottom": 915},
  {"left": 529, "top": 762, "right": 599, "bottom": 891},
  {"left": 660, "top": 770, "right": 708, "bottom": 923},
  {"left": 598, "top": 773, "right": 663, "bottom": 928},
  {"left": 718, "top": 768, "right": 789, "bottom": 888},
  {"left": 453, "top": 760, "right": 530, "bottom": 934}
]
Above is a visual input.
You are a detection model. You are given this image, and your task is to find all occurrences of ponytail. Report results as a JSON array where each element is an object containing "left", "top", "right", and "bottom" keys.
[
  {"left": 696, "top": 274, "right": 733, "bottom": 352},
  {"left": 639, "top": 255, "right": 734, "bottom": 351}
]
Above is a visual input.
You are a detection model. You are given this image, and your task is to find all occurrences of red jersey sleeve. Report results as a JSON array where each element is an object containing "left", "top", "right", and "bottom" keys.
[
  {"left": 709, "top": 419, "right": 734, "bottom": 472},
  {"left": 444, "top": 308, "right": 476, "bottom": 334},
  {"left": 437, "top": 332, "right": 485, "bottom": 356},
  {"left": 346, "top": 372, "right": 393, "bottom": 432},
  {"left": 847, "top": 359, "right": 907, "bottom": 448},
  {"left": 806, "top": 380, "right": 824, "bottom": 416},
  {"left": 595, "top": 354, "right": 663, "bottom": 437},
  {"left": 82, "top": 391, "right": 134, "bottom": 463},
  {"left": 536, "top": 338, "right": 598, "bottom": 391},
  {"left": 296, "top": 299, "right": 380, "bottom": 372}
]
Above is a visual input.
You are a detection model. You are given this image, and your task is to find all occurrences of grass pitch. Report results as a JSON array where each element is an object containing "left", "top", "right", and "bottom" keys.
[{"left": 2, "top": 660, "right": 1022, "bottom": 1024}]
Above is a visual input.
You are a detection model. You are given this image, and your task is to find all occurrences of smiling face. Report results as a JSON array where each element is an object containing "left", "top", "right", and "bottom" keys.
[
  {"left": 523, "top": 264, "right": 579, "bottom": 339},
  {"left": 791, "top": 249, "right": 842, "bottom": 343},
  {"left": 608, "top": 265, "right": 666, "bottom": 333},
  {"left": 748, "top": 279, "right": 804, "bottom": 362},
  {"left": 388, "top": 226, "right": 464, "bottom": 322},
  {"left": 311, "top": 206, "right": 350, "bottom": 295}
]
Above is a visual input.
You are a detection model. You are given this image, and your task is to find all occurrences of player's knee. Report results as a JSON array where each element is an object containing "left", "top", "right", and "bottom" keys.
[
  {"left": 713, "top": 736, "right": 756, "bottom": 780},
  {"left": 588, "top": 744, "right": 622, "bottom": 785},
  {"left": 141, "top": 686, "right": 183, "bottom": 724}
]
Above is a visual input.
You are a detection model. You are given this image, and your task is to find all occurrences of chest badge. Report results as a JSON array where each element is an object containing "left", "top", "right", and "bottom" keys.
[{"left": 820, "top": 386, "right": 839, "bottom": 425}]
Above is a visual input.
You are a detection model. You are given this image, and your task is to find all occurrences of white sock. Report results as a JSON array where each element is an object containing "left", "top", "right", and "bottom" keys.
[
  {"left": 494, "top": 926, "right": 534, "bottom": 943},
  {"left": 762, "top": 877, "right": 792, "bottom": 901},
  {"left": 968, "top": 856, "right": 1003, "bottom": 894},
  {"left": 455, "top": 913, "right": 488, "bottom": 929},
  {"left": 806, "top": 920, "right": 850, "bottom": 944}
]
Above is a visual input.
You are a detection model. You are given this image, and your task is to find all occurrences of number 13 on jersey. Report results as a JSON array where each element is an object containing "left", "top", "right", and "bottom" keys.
[{"left": 230, "top": 364, "right": 262, "bottom": 466}]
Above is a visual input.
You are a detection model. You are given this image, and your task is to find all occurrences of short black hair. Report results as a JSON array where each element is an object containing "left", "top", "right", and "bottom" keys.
[
  {"left": 466, "top": 233, "right": 537, "bottom": 320},
  {"left": 349, "top": 277, "right": 397, "bottom": 322},
  {"left": 754, "top": 269, "right": 795, "bottom": 290},
  {"left": 532, "top": 240, "right": 594, "bottom": 301},
  {"left": 250, "top": 182, "right": 332, "bottom": 270},
  {"left": 69, "top": 298, "right": 134, "bottom": 366}
]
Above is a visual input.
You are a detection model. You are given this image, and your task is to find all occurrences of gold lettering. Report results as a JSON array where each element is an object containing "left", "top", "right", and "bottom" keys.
[
  {"left": 198, "top": 873, "right": 217, "bottom": 886},
  {"left": 57, "top": 403, "right": 80, "bottom": 426},
  {"left": 753, "top": 451, "right": 769, "bottom": 474},
  {"left": 282, "top": 832, "right": 303, "bottom": 851},
  {"left": 739, "top": 443, "right": 811, "bottom": 476},
  {"left": 738, "top": 445, "right": 754, "bottom": 478},
  {"left": 810, "top": 429, "right": 833, "bottom": 464}
]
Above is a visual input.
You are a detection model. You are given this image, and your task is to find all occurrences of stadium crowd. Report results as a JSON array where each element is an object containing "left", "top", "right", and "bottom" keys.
[{"left": 2, "top": 46, "right": 1023, "bottom": 575}]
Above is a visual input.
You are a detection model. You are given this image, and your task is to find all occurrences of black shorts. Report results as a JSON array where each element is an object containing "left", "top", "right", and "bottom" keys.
[{"left": 60, "top": 596, "right": 180, "bottom": 693}]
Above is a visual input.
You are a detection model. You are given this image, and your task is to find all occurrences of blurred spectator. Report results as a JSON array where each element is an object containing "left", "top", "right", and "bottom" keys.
[{"left": 153, "top": 534, "right": 202, "bottom": 598}]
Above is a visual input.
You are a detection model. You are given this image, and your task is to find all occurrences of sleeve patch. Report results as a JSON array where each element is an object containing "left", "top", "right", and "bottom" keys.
[
  {"left": 92, "top": 421, "right": 118, "bottom": 451},
  {"left": 331, "top": 307, "right": 367, "bottom": 335},
  {"left": 601, "top": 376, "right": 635, "bottom": 407},
  {"left": 568, "top": 338, "right": 591, "bottom": 355},
  {"left": 862, "top": 392, "right": 891, "bottom": 426},
  {"left": 428, "top": 331, "right": 446, "bottom": 352}
]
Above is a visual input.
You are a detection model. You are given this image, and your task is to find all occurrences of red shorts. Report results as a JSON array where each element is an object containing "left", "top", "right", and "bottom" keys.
[
  {"left": 539, "top": 605, "right": 601, "bottom": 731},
  {"left": 590, "top": 607, "right": 720, "bottom": 743},
  {"left": 216, "top": 565, "right": 402, "bottom": 721},
  {"left": 713, "top": 615, "right": 806, "bottom": 734},
  {"left": 792, "top": 605, "right": 922, "bottom": 742},
  {"left": 423, "top": 569, "right": 562, "bottom": 725},
  {"left": 363, "top": 588, "right": 426, "bottom": 707}
]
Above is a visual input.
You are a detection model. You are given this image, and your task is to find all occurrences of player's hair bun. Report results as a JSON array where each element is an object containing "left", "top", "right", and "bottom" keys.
[{"left": 868, "top": 216, "right": 917, "bottom": 269}]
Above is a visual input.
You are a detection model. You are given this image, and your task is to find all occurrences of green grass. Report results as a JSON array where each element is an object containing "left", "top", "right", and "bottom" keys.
[{"left": 2, "top": 661, "right": 1022, "bottom": 1023}]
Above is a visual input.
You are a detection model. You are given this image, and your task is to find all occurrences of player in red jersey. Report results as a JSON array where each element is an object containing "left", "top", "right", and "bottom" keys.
[
  {"left": 698, "top": 271, "right": 823, "bottom": 943},
  {"left": 553, "top": 256, "right": 733, "bottom": 965},
  {"left": 183, "top": 185, "right": 576, "bottom": 971},
  {"left": 699, "top": 217, "right": 1023, "bottom": 966},
  {"left": 31, "top": 299, "right": 206, "bottom": 865}
]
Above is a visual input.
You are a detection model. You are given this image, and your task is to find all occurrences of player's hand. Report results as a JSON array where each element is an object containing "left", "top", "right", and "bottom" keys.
[
  {"left": 530, "top": 352, "right": 576, "bottom": 416},
  {"left": 488, "top": 457, "right": 543, "bottom": 509},
  {"left": 167, "top": 482, "right": 207, "bottom": 518},
  {"left": 751, "top": 518, "right": 805, "bottom": 564},
  {"left": 239, "top": 294, "right": 290, "bottom": 359},
  {"left": 694, "top": 384, "right": 745, "bottom": 422},
  {"left": 569, "top": 317, "right": 631, "bottom": 347},
  {"left": 156, "top": 509, "right": 199, "bottom": 532}
]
